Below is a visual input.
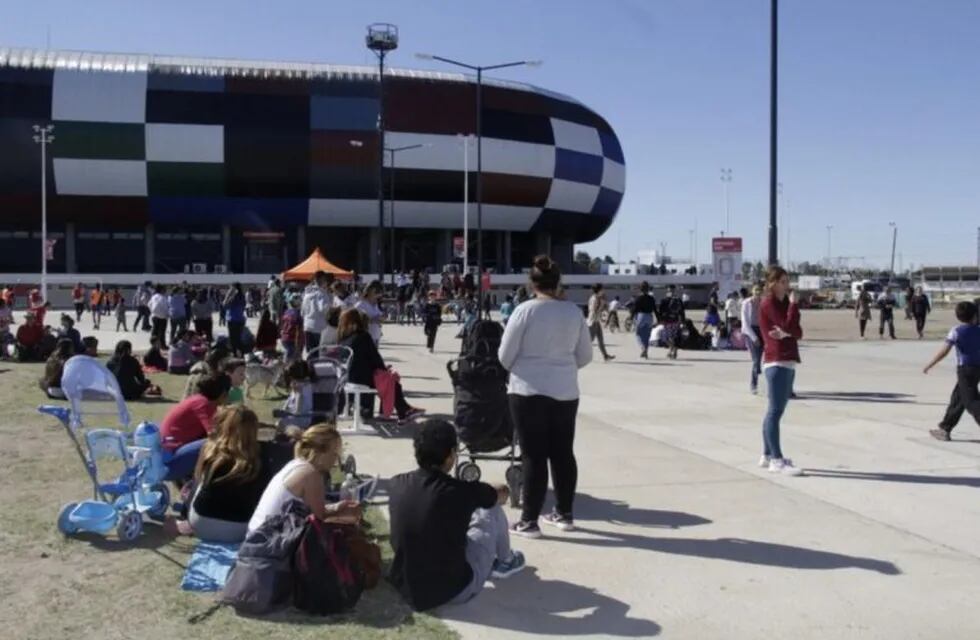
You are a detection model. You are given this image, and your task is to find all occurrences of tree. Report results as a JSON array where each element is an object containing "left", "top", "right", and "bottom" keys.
[
  {"left": 590, "top": 257, "right": 604, "bottom": 273},
  {"left": 752, "top": 261, "right": 766, "bottom": 282},
  {"left": 742, "top": 262, "right": 753, "bottom": 280},
  {"left": 574, "top": 251, "right": 591, "bottom": 265},
  {"left": 603, "top": 255, "right": 615, "bottom": 264}
]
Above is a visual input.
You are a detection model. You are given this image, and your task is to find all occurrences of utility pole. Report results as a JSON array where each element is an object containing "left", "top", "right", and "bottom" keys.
[
  {"left": 888, "top": 222, "right": 898, "bottom": 278},
  {"left": 768, "top": 0, "right": 779, "bottom": 266},
  {"left": 33, "top": 124, "right": 55, "bottom": 302}
]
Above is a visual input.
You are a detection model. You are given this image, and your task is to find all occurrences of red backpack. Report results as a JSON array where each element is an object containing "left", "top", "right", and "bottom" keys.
[{"left": 292, "top": 517, "right": 366, "bottom": 615}]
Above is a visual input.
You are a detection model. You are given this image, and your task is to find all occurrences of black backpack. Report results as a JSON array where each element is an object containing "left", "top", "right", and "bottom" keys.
[
  {"left": 292, "top": 517, "right": 365, "bottom": 615},
  {"left": 460, "top": 319, "right": 503, "bottom": 359}
]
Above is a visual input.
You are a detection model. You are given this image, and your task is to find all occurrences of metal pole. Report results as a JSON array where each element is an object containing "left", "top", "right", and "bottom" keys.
[
  {"left": 377, "top": 51, "right": 386, "bottom": 280},
  {"left": 40, "top": 130, "right": 48, "bottom": 302},
  {"left": 724, "top": 180, "right": 731, "bottom": 235},
  {"left": 768, "top": 0, "right": 779, "bottom": 266},
  {"left": 889, "top": 224, "right": 898, "bottom": 276},
  {"left": 463, "top": 136, "right": 468, "bottom": 272},
  {"left": 389, "top": 148, "right": 396, "bottom": 288},
  {"left": 476, "top": 68, "right": 485, "bottom": 308},
  {"left": 826, "top": 225, "right": 833, "bottom": 267}
]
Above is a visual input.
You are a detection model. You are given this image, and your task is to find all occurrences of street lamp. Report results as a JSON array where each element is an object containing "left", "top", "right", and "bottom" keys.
[
  {"left": 386, "top": 143, "right": 428, "bottom": 287},
  {"left": 416, "top": 52, "right": 541, "bottom": 306},
  {"left": 32, "top": 124, "right": 55, "bottom": 302},
  {"left": 720, "top": 168, "right": 733, "bottom": 235},
  {"left": 458, "top": 134, "right": 474, "bottom": 274},
  {"left": 888, "top": 222, "right": 898, "bottom": 278},
  {"left": 366, "top": 23, "right": 399, "bottom": 279}
]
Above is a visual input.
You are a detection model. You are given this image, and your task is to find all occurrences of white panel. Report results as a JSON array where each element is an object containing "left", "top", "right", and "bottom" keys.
[
  {"left": 309, "top": 199, "right": 540, "bottom": 231},
  {"left": 145, "top": 124, "right": 223, "bottom": 162},
  {"left": 550, "top": 118, "right": 602, "bottom": 155},
  {"left": 384, "top": 131, "right": 555, "bottom": 178},
  {"left": 53, "top": 158, "right": 147, "bottom": 196},
  {"left": 52, "top": 69, "right": 147, "bottom": 123},
  {"left": 601, "top": 158, "right": 626, "bottom": 192},
  {"left": 545, "top": 179, "right": 600, "bottom": 213}
]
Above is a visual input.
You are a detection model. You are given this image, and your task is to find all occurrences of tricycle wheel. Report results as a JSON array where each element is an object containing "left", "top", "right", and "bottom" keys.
[
  {"left": 57, "top": 502, "right": 79, "bottom": 535},
  {"left": 456, "top": 461, "right": 481, "bottom": 483},
  {"left": 148, "top": 484, "right": 170, "bottom": 518},
  {"left": 116, "top": 511, "right": 143, "bottom": 542}
]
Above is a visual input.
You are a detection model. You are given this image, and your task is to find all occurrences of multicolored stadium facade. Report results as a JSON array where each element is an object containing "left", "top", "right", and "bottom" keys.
[{"left": 0, "top": 47, "right": 625, "bottom": 275}]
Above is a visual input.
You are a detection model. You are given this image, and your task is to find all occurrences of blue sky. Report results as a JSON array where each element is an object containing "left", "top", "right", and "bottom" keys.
[{"left": 3, "top": 0, "right": 978, "bottom": 269}]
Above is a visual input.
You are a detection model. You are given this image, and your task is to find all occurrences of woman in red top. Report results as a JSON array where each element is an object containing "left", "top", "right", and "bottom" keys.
[
  {"left": 161, "top": 373, "right": 231, "bottom": 481},
  {"left": 758, "top": 266, "right": 803, "bottom": 476}
]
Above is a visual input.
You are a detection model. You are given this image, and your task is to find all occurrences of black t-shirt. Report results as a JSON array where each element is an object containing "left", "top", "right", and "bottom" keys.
[
  {"left": 658, "top": 296, "right": 686, "bottom": 323},
  {"left": 388, "top": 468, "right": 498, "bottom": 611},
  {"left": 192, "top": 441, "right": 291, "bottom": 522},
  {"left": 633, "top": 293, "right": 657, "bottom": 315}
]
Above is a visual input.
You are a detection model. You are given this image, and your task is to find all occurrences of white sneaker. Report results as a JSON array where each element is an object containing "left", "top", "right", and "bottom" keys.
[
  {"left": 768, "top": 458, "right": 803, "bottom": 476},
  {"left": 758, "top": 455, "right": 770, "bottom": 468}
]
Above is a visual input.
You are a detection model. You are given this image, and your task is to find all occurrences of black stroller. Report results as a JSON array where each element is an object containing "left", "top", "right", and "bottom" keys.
[{"left": 447, "top": 320, "right": 522, "bottom": 507}]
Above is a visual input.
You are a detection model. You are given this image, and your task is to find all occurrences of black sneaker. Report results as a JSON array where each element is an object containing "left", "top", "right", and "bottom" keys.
[
  {"left": 510, "top": 520, "right": 542, "bottom": 539},
  {"left": 541, "top": 511, "right": 575, "bottom": 532},
  {"left": 930, "top": 428, "right": 951, "bottom": 442}
]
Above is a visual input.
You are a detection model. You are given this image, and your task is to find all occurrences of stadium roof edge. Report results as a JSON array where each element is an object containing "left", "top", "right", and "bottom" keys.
[{"left": 0, "top": 45, "right": 581, "bottom": 105}]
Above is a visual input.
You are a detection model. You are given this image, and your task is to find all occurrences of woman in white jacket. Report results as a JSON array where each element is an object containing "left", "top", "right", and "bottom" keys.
[{"left": 498, "top": 255, "right": 592, "bottom": 539}]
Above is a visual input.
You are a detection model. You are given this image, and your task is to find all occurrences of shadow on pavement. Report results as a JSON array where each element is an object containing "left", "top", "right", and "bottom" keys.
[
  {"left": 440, "top": 566, "right": 661, "bottom": 637},
  {"left": 804, "top": 468, "right": 980, "bottom": 487},
  {"left": 556, "top": 529, "right": 900, "bottom": 575},
  {"left": 572, "top": 493, "right": 712, "bottom": 529},
  {"left": 796, "top": 391, "right": 915, "bottom": 404}
]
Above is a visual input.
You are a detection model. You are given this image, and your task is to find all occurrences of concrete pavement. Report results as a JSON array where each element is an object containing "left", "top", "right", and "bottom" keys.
[{"left": 73, "top": 311, "right": 980, "bottom": 638}]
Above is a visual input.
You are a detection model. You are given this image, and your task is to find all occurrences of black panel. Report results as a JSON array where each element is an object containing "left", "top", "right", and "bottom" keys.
[
  {"left": 482, "top": 109, "right": 555, "bottom": 145},
  {"left": 146, "top": 89, "right": 226, "bottom": 124},
  {"left": 0, "top": 77, "right": 52, "bottom": 119},
  {"left": 224, "top": 127, "right": 310, "bottom": 197},
  {"left": 531, "top": 209, "right": 612, "bottom": 244},
  {"left": 223, "top": 92, "right": 309, "bottom": 128}
]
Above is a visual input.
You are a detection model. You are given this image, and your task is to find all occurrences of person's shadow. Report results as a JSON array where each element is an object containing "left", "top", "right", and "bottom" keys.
[
  {"left": 440, "top": 566, "right": 662, "bottom": 637},
  {"left": 571, "top": 493, "right": 713, "bottom": 529}
]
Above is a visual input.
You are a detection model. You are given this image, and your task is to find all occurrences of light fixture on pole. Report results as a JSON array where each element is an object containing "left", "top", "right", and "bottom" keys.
[
  {"left": 32, "top": 124, "right": 55, "bottom": 302},
  {"left": 416, "top": 52, "right": 541, "bottom": 307},
  {"left": 366, "top": 23, "right": 398, "bottom": 280},
  {"left": 888, "top": 221, "right": 898, "bottom": 277},
  {"left": 720, "top": 168, "right": 733, "bottom": 235},
  {"left": 385, "top": 143, "right": 427, "bottom": 287}
]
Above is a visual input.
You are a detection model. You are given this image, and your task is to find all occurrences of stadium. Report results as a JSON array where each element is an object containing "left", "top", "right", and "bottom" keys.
[{"left": 0, "top": 47, "right": 625, "bottom": 276}]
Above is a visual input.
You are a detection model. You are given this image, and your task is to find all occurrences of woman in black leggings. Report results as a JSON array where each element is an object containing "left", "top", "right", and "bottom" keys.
[{"left": 498, "top": 255, "right": 593, "bottom": 538}]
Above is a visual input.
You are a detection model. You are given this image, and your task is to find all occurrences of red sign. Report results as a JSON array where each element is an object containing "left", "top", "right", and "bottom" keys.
[
  {"left": 481, "top": 272, "right": 491, "bottom": 291},
  {"left": 712, "top": 237, "right": 743, "bottom": 252}
]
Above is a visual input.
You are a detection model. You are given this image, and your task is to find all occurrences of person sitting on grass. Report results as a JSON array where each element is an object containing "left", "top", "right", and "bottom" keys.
[
  {"left": 183, "top": 343, "right": 232, "bottom": 399},
  {"left": 143, "top": 336, "right": 168, "bottom": 372},
  {"left": 924, "top": 300, "right": 980, "bottom": 441},
  {"left": 106, "top": 340, "right": 162, "bottom": 401},
  {"left": 388, "top": 420, "right": 525, "bottom": 611},
  {"left": 167, "top": 330, "right": 193, "bottom": 375},
  {"left": 337, "top": 308, "right": 424, "bottom": 423},
  {"left": 15, "top": 311, "right": 45, "bottom": 361},
  {"left": 81, "top": 336, "right": 99, "bottom": 358},
  {"left": 39, "top": 338, "right": 74, "bottom": 399},
  {"left": 247, "top": 423, "right": 361, "bottom": 535},
  {"left": 56, "top": 314, "right": 84, "bottom": 355},
  {"left": 160, "top": 373, "right": 231, "bottom": 482},
  {"left": 222, "top": 357, "right": 247, "bottom": 404},
  {"left": 189, "top": 405, "right": 288, "bottom": 543}
]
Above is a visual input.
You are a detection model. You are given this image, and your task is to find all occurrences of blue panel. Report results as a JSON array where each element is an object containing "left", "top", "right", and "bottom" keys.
[
  {"left": 310, "top": 96, "right": 379, "bottom": 131},
  {"left": 147, "top": 72, "right": 225, "bottom": 92},
  {"left": 590, "top": 187, "right": 623, "bottom": 217},
  {"left": 599, "top": 131, "right": 624, "bottom": 164},
  {"left": 149, "top": 197, "right": 308, "bottom": 228},
  {"left": 554, "top": 148, "right": 603, "bottom": 185}
]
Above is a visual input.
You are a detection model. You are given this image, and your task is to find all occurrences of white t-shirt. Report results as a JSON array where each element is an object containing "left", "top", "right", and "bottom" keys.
[
  {"left": 247, "top": 458, "right": 312, "bottom": 534},
  {"left": 498, "top": 298, "right": 593, "bottom": 401},
  {"left": 148, "top": 293, "right": 169, "bottom": 319},
  {"left": 608, "top": 299, "right": 620, "bottom": 312},
  {"left": 356, "top": 300, "right": 383, "bottom": 344}
]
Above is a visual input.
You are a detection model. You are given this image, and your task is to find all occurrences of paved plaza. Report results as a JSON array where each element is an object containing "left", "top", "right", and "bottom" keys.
[{"left": 51, "top": 311, "right": 980, "bottom": 638}]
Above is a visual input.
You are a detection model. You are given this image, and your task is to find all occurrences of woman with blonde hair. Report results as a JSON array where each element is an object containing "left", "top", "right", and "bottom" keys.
[
  {"left": 758, "top": 266, "right": 804, "bottom": 476},
  {"left": 247, "top": 424, "right": 362, "bottom": 534},
  {"left": 189, "top": 405, "right": 270, "bottom": 542}
]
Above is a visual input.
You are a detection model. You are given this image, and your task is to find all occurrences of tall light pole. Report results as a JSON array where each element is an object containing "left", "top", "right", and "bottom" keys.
[
  {"left": 416, "top": 53, "right": 541, "bottom": 306},
  {"left": 776, "top": 182, "right": 783, "bottom": 265},
  {"left": 33, "top": 124, "right": 55, "bottom": 302},
  {"left": 826, "top": 224, "right": 833, "bottom": 269},
  {"left": 888, "top": 221, "right": 898, "bottom": 278},
  {"left": 386, "top": 143, "right": 426, "bottom": 287},
  {"left": 366, "top": 23, "right": 398, "bottom": 279},
  {"left": 459, "top": 134, "right": 474, "bottom": 273},
  {"left": 768, "top": 0, "right": 779, "bottom": 266},
  {"left": 720, "top": 168, "right": 733, "bottom": 235}
]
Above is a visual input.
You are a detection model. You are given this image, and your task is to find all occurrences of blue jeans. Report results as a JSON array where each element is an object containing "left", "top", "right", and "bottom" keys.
[
  {"left": 635, "top": 313, "right": 654, "bottom": 354},
  {"left": 449, "top": 506, "right": 512, "bottom": 605},
  {"left": 163, "top": 439, "right": 205, "bottom": 482},
  {"left": 763, "top": 366, "right": 795, "bottom": 459},
  {"left": 747, "top": 333, "right": 762, "bottom": 390}
]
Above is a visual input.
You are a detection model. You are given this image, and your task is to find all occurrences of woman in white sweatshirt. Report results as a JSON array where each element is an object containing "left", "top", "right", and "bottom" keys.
[{"left": 498, "top": 255, "right": 592, "bottom": 539}]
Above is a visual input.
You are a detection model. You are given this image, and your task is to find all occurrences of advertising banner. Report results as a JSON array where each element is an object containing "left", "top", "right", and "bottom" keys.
[{"left": 712, "top": 237, "right": 743, "bottom": 299}]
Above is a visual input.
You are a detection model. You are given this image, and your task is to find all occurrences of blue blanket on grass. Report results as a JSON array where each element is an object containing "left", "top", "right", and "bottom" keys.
[{"left": 180, "top": 541, "right": 240, "bottom": 592}]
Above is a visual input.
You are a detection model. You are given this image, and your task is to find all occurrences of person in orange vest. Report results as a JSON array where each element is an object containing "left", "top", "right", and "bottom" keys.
[{"left": 90, "top": 284, "right": 103, "bottom": 329}]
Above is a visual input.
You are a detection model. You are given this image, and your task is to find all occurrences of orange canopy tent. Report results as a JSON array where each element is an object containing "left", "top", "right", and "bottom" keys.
[{"left": 281, "top": 248, "right": 353, "bottom": 282}]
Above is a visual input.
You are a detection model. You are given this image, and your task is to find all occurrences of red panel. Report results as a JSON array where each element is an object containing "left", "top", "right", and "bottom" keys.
[
  {"left": 386, "top": 78, "right": 476, "bottom": 135},
  {"left": 712, "top": 237, "right": 743, "bottom": 252}
]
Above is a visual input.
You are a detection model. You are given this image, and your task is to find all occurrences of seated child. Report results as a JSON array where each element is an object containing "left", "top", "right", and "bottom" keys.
[
  {"left": 40, "top": 338, "right": 74, "bottom": 399},
  {"left": 168, "top": 331, "right": 193, "bottom": 375},
  {"left": 277, "top": 359, "right": 315, "bottom": 436},
  {"left": 143, "top": 336, "right": 168, "bottom": 371},
  {"left": 82, "top": 336, "right": 99, "bottom": 357},
  {"left": 222, "top": 357, "right": 247, "bottom": 404}
]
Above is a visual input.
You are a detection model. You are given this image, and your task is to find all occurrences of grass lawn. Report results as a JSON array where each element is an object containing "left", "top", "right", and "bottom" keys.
[{"left": 0, "top": 361, "right": 457, "bottom": 640}]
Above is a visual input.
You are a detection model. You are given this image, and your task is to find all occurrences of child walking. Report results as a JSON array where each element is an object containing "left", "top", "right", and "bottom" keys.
[
  {"left": 924, "top": 301, "right": 980, "bottom": 441},
  {"left": 422, "top": 290, "right": 442, "bottom": 353},
  {"left": 115, "top": 295, "right": 128, "bottom": 331}
]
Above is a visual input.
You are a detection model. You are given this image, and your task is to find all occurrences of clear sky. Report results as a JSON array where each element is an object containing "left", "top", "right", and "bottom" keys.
[{"left": 3, "top": 0, "right": 978, "bottom": 269}]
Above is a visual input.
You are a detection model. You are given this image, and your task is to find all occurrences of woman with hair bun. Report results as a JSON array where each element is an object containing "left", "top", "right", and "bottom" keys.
[{"left": 498, "top": 255, "right": 592, "bottom": 538}]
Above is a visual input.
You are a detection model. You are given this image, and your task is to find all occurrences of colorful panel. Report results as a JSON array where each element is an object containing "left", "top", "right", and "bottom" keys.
[
  {"left": 224, "top": 127, "right": 309, "bottom": 198},
  {"left": 0, "top": 70, "right": 52, "bottom": 118},
  {"left": 147, "top": 162, "right": 224, "bottom": 197},
  {"left": 599, "top": 130, "right": 624, "bottom": 164},
  {"left": 49, "top": 195, "right": 149, "bottom": 226},
  {"left": 145, "top": 123, "right": 223, "bottom": 162},
  {"left": 52, "top": 69, "right": 147, "bottom": 123},
  {"left": 383, "top": 131, "right": 555, "bottom": 179},
  {"left": 554, "top": 148, "right": 603, "bottom": 185},
  {"left": 0, "top": 117, "right": 47, "bottom": 193},
  {"left": 310, "top": 130, "right": 377, "bottom": 167},
  {"left": 601, "top": 158, "right": 626, "bottom": 192},
  {"left": 386, "top": 78, "right": 475, "bottom": 135},
  {"left": 51, "top": 121, "right": 145, "bottom": 160},
  {"left": 310, "top": 166, "right": 375, "bottom": 199},
  {"left": 591, "top": 187, "right": 624, "bottom": 218},
  {"left": 146, "top": 89, "right": 226, "bottom": 124},
  {"left": 481, "top": 109, "right": 555, "bottom": 145},
  {"left": 149, "top": 196, "right": 307, "bottom": 228},
  {"left": 310, "top": 96, "right": 379, "bottom": 131},
  {"left": 544, "top": 178, "right": 600, "bottom": 213},
  {"left": 52, "top": 158, "right": 147, "bottom": 196},
  {"left": 550, "top": 118, "right": 602, "bottom": 155},
  {"left": 308, "top": 198, "right": 540, "bottom": 231},
  {"left": 147, "top": 72, "right": 225, "bottom": 93}
]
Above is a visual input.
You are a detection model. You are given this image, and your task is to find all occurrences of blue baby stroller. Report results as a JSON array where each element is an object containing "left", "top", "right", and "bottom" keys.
[{"left": 38, "top": 356, "right": 168, "bottom": 542}]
